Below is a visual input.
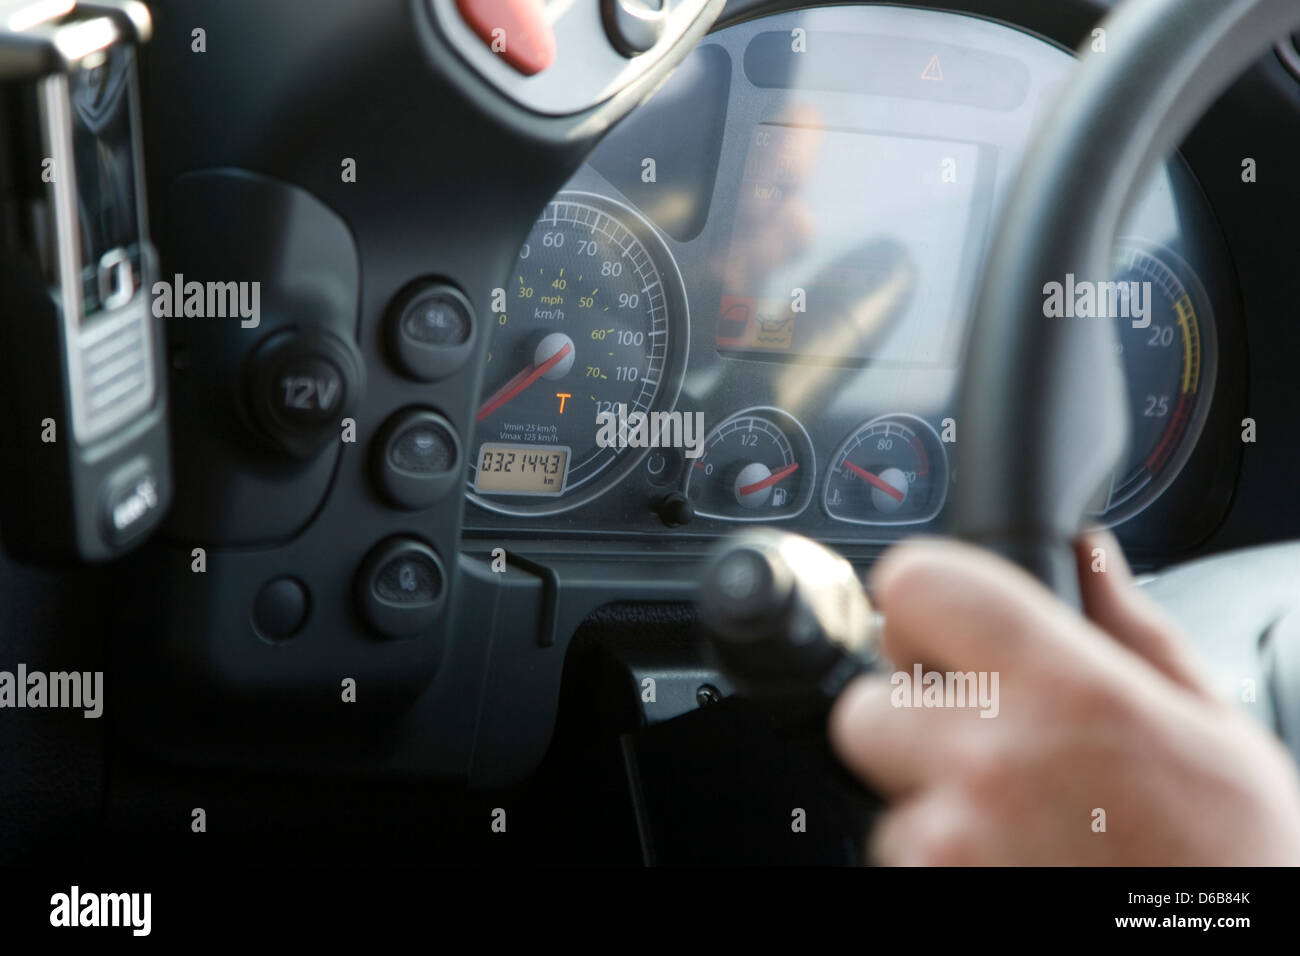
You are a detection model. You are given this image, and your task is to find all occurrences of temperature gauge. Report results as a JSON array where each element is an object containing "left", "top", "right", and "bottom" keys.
[
  {"left": 684, "top": 407, "right": 815, "bottom": 521},
  {"left": 823, "top": 414, "right": 949, "bottom": 526}
]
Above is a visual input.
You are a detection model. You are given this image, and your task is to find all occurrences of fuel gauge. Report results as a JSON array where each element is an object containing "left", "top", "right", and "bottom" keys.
[
  {"left": 684, "top": 407, "right": 815, "bottom": 521},
  {"left": 824, "top": 414, "right": 949, "bottom": 526}
]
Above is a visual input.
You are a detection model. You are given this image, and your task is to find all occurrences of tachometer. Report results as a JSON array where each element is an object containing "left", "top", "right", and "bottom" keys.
[
  {"left": 1100, "top": 241, "right": 1216, "bottom": 523},
  {"left": 468, "top": 193, "right": 688, "bottom": 515}
]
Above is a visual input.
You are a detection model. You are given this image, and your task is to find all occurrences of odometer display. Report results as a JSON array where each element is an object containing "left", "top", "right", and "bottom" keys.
[
  {"left": 468, "top": 193, "right": 686, "bottom": 515},
  {"left": 474, "top": 443, "right": 569, "bottom": 496}
]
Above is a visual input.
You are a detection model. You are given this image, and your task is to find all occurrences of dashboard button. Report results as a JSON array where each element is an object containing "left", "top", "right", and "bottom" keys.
[
  {"left": 375, "top": 556, "right": 439, "bottom": 604},
  {"left": 455, "top": 0, "right": 556, "bottom": 76},
  {"left": 386, "top": 282, "right": 476, "bottom": 382},
  {"left": 252, "top": 577, "right": 310, "bottom": 641},
  {"left": 402, "top": 294, "right": 469, "bottom": 347},
  {"left": 356, "top": 538, "right": 447, "bottom": 639},
  {"left": 372, "top": 408, "right": 462, "bottom": 510},
  {"left": 653, "top": 491, "right": 693, "bottom": 527}
]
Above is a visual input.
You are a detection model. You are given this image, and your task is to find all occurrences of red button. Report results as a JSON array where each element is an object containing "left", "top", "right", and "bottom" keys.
[{"left": 456, "top": 0, "right": 557, "bottom": 76}]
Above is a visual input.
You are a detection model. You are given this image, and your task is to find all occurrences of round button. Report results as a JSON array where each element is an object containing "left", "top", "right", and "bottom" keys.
[
  {"left": 374, "top": 553, "right": 441, "bottom": 604},
  {"left": 387, "top": 282, "right": 476, "bottom": 382},
  {"left": 389, "top": 419, "right": 455, "bottom": 472},
  {"left": 371, "top": 408, "right": 462, "bottom": 510},
  {"left": 402, "top": 291, "right": 470, "bottom": 346},
  {"left": 252, "top": 577, "right": 310, "bottom": 641},
  {"left": 355, "top": 538, "right": 447, "bottom": 639}
]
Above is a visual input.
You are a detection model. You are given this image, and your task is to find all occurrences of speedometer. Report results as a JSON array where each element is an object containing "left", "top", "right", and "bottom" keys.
[{"left": 468, "top": 193, "right": 688, "bottom": 515}]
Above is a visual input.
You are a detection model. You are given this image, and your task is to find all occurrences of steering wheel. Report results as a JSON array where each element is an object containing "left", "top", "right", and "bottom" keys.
[{"left": 953, "top": 0, "right": 1300, "bottom": 750}]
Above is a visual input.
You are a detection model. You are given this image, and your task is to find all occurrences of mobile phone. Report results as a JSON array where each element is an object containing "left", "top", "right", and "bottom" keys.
[{"left": 0, "top": 1, "right": 170, "bottom": 562}]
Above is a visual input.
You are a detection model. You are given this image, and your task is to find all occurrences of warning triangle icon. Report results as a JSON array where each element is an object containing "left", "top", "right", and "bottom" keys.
[{"left": 921, "top": 55, "right": 943, "bottom": 81}]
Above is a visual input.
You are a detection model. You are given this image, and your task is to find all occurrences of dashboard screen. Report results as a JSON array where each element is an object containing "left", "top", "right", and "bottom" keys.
[
  {"left": 474, "top": 443, "right": 570, "bottom": 496},
  {"left": 717, "top": 123, "right": 985, "bottom": 366},
  {"left": 69, "top": 45, "right": 144, "bottom": 316}
]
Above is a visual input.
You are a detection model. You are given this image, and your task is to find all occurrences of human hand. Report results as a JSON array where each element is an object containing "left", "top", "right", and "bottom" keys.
[{"left": 829, "top": 533, "right": 1300, "bottom": 865}]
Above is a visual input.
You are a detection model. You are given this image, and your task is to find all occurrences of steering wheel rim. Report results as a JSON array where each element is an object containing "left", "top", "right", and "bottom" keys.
[{"left": 952, "top": 0, "right": 1300, "bottom": 605}]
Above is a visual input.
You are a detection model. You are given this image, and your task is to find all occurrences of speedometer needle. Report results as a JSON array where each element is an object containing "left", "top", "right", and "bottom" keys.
[
  {"left": 844, "top": 461, "right": 906, "bottom": 502},
  {"left": 738, "top": 462, "right": 800, "bottom": 496},
  {"left": 477, "top": 341, "right": 574, "bottom": 422}
]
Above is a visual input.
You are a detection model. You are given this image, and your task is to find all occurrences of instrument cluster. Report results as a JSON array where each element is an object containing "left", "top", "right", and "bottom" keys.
[{"left": 462, "top": 6, "right": 1238, "bottom": 558}]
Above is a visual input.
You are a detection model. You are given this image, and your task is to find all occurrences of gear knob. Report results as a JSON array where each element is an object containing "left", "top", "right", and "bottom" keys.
[{"left": 698, "top": 529, "right": 878, "bottom": 706}]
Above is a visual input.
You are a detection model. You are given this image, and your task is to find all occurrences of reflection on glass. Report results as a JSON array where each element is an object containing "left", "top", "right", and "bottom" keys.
[{"left": 717, "top": 116, "right": 980, "bottom": 369}]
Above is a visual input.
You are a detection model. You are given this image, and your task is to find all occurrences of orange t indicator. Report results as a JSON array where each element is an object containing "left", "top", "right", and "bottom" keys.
[{"left": 556, "top": 392, "right": 571, "bottom": 413}]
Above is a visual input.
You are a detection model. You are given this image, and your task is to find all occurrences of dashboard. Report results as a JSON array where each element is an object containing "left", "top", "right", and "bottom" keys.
[
  {"left": 461, "top": 6, "right": 1243, "bottom": 564},
  {"left": 30, "top": 0, "right": 1266, "bottom": 791},
  {"left": 5, "top": 0, "right": 1298, "bottom": 855},
  {"left": 6, "top": 0, "right": 1300, "bottom": 871}
]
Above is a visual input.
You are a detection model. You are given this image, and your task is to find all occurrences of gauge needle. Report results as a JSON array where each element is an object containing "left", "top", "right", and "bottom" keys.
[
  {"left": 476, "top": 342, "right": 574, "bottom": 421},
  {"left": 844, "top": 461, "right": 906, "bottom": 502},
  {"left": 738, "top": 462, "right": 800, "bottom": 496}
]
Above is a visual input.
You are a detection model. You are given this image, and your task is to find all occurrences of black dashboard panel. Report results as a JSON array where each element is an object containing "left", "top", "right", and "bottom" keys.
[
  {"left": 55, "top": 0, "right": 1261, "bottom": 793},
  {"left": 463, "top": 6, "right": 1242, "bottom": 565},
  {"left": 6, "top": 0, "right": 1300, "bottom": 868}
]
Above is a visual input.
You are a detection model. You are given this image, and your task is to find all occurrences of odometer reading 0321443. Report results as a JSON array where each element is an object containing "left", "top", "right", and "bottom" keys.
[
  {"left": 474, "top": 443, "right": 570, "bottom": 496},
  {"left": 468, "top": 193, "right": 687, "bottom": 516}
]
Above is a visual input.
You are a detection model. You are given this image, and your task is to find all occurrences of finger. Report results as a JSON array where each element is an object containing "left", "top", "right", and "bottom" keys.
[
  {"left": 829, "top": 672, "right": 983, "bottom": 800},
  {"left": 1075, "top": 530, "right": 1214, "bottom": 697},
  {"left": 868, "top": 789, "right": 982, "bottom": 866},
  {"left": 867, "top": 537, "right": 1098, "bottom": 679}
]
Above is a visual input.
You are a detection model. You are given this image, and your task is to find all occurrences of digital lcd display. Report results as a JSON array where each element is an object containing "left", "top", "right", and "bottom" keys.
[
  {"left": 474, "top": 443, "right": 570, "bottom": 496},
  {"left": 69, "top": 45, "right": 143, "bottom": 315},
  {"left": 717, "top": 123, "right": 985, "bottom": 366}
]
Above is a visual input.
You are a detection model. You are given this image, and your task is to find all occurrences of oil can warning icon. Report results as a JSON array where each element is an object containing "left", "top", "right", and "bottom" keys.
[{"left": 715, "top": 296, "right": 796, "bottom": 352}]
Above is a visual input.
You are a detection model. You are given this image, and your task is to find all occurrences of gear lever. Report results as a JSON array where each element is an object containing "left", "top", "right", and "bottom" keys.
[
  {"left": 696, "top": 529, "right": 882, "bottom": 859},
  {"left": 698, "top": 529, "right": 879, "bottom": 713}
]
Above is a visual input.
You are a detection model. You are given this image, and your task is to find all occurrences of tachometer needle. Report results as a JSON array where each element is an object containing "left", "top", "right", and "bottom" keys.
[
  {"left": 738, "top": 462, "right": 800, "bottom": 497},
  {"left": 844, "top": 461, "right": 905, "bottom": 502},
  {"left": 476, "top": 341, "right": 574, "bottom": 421}
]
